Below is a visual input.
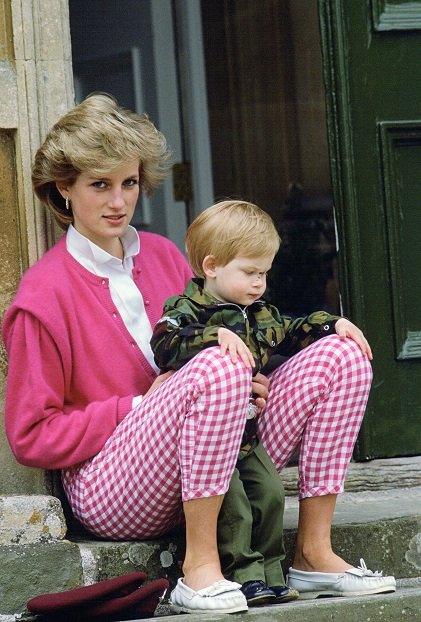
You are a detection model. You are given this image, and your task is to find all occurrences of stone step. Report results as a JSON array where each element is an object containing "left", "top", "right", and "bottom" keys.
[
  {"left": 282, "top": 486, "right": 421, "bottom": 575},
  {"left": 152, "top": 583, "right": 421, "bottom": 622},
  {"left": 283, "top": 455, "right": 421, "bottom": 495},
  {"left": 1, "top": 457, "right": 421, "bottom": 619},
  {"left": 70, "top": 485, "right": 421, "bottom": 590}
]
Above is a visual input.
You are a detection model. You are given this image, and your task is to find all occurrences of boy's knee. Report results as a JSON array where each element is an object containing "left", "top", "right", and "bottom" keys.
[
  {"left": 261, "top": 477, "right": 285, "bottom": 513},
  {"left": 220, "top": 484, "right": 253, "bottom": 527}
]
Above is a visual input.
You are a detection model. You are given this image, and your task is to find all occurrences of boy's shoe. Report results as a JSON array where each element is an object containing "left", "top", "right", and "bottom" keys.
[
  {"left": 269, "top": 585, "right": 300, "bottom": 603},
  {"left": 241, "top": 580, "right": 275, "bottom": 606}
]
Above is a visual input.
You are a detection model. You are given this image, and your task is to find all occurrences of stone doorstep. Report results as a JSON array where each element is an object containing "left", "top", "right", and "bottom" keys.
[
  {"left": 1, "top": 489, "right": 421, "bottom": 616},
  {"left": 151, "top": 585, "right": 421, "bottom": 622},
  {"left": 6, "top": 584, "right": 421, "bottom": 622},
  {"left": 283, "top": 486, "right": 421, "bottom": 573},
  {"left": 73, "top": 486, "right": 421, "bottom": 588},
  {"left": 0, "top": 495, "right": 67, "bottom": 546},
  {"left": 1, "top": 457, "right": 421, "bottom": 617},
  {"left": 282, "top": 455, "right": 421, "bottom": 495},
  {"left": 0, "top": 540, "right": 83, "bottom": 616}
]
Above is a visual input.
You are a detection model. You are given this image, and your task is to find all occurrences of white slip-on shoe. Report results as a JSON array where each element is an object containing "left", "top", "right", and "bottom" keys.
[
  {"left": 287, "top": 559, "right": 396, "bottom": 599},
  {"left": 169, "top": 578, "right": 249, "bottom": 614}
]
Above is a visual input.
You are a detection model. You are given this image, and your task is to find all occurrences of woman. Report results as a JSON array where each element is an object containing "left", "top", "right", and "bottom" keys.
[{"left": 2, "top": 94, "right": 395, "bottom": 615}]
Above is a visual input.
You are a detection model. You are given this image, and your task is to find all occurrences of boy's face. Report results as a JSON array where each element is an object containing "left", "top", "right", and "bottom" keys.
[{"left": 204, "top": 254, "right": 274, "bottom": 306}]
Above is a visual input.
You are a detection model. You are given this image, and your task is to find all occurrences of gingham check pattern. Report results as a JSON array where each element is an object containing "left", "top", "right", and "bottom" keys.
[
  {"left": 62, "top": 347, "right": 252, "bottom": 539},
  {"left": 259, "top": 335, "right": 373, "bottom": 498},
  {"left": 62, "top": 336, "right": 372, "bottom": 539}
]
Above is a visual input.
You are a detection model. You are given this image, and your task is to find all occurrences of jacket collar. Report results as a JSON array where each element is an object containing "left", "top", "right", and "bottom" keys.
[{"left": 186, "top": 278, "right": 264, "bottom": 310}]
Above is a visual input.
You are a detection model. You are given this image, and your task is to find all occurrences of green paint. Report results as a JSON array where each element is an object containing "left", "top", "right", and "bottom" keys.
[{"left": 319, "top": 0, "right": 421, "bottom": 458}]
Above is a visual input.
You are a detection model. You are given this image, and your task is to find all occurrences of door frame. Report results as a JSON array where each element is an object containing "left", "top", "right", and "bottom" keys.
[
  {"left": 174, "top": 0, "right": 214, "bottom": 220},
  {"left": 318, "top": 1, "right": 372, "bottom": 460},
  {"left": 318, "top": 1, "right": 366, "bottom": 327},
  {"left": 148, "top": 0, "right": 214, "bottom": 241}
]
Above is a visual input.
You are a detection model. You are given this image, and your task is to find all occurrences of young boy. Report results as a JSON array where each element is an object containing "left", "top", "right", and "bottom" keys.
[{"left": 151, "top": 200, "right": 340, "bottom": 606}]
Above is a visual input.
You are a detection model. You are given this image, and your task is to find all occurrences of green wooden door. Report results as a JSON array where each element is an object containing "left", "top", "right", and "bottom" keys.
[{"left": 318, "top": 0, "right": 421, "bottom": 459}]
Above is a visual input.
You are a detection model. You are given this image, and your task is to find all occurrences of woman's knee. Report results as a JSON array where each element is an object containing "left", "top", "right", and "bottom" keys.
[
  {"left": 186, "top": 346, "right": 253, "bottom": 391},
  {"left": 318, "top": 335, "right": 373, "bottom": 377},
  {"left": 179, "top": 347, "right": 253, "bottom": 434}
]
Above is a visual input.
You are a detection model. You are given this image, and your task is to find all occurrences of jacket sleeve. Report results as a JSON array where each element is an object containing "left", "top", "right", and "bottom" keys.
[
  {"left": 150, "top": 297, "right": 220, "bottom": 371},
  {"left": 2, "top": 310, "right": 131, "bottom": 470},
  {"left": 275, "top": 310, "right": 341, "bottom": 357}
]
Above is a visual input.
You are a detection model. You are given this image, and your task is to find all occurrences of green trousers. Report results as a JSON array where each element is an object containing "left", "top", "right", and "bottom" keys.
[{"left": 217, "top": 441, "right": 286, "bottom": 586}]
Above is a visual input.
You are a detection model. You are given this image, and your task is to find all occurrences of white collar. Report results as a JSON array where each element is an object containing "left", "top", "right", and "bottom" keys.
[{"left": 66, "top": 224, "right": 140, "bottom": 268}]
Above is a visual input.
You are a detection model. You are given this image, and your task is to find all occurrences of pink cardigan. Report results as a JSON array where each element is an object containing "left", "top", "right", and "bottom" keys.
[{"left": 2, "top": 232, "right": 192, "bottom": 470}]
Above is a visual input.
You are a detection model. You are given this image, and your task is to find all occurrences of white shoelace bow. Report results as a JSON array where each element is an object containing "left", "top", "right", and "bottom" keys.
[{"left": 357, "top": 558, "right": 384, "bottom": 577}]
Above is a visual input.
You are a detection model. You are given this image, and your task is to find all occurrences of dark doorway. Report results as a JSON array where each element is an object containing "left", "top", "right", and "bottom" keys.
[
  {"left": 69, "top": 0, "right": 339, "bottom": 317},
  {"left": 201, "top": 0, "right": 339, "bottom": 316}
]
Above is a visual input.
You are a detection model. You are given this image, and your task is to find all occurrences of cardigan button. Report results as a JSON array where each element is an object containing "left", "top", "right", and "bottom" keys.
[
  {"left": 145, "top": 300, "right": 150, "bottom": 306},
  {"left": 112, "top": 312, "right": 117, "bottom": 318},
  {"left": 101, "top": 279, "right": 106, "bottom": 285}
]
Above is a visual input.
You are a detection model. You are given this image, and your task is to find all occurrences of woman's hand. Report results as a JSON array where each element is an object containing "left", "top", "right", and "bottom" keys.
[
  {"left": 144, "top": 370, "right": 174, "bottom": 399},
  {"left": 251, "top": 372, "right": 270, "bottom": 410},
  {"left": 218, "top": 327, "right": 255, "bottom": 368},
  {"left": 335, "top": 318, "right": 373, "bottom": 360}
]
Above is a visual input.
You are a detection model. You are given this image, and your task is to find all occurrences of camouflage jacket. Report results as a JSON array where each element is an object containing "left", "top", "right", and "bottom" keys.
[{"left": 151, "top": 278, "right": 341, "bottom": 373}]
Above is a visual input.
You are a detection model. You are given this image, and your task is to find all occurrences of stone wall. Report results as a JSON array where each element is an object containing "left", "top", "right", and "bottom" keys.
[{"left": 0, "top": 0, "right": 74, "bottom": 495}]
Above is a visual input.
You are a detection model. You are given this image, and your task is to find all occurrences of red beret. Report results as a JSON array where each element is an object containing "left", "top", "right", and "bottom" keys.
[{"left": 27, "top": 571, "right": 169, "bottom": 621}]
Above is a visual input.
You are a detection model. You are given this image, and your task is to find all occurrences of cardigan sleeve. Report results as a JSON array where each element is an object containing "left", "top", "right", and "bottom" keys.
[{"left": 3, "top": 310, "right": 130, "bottom": 470}]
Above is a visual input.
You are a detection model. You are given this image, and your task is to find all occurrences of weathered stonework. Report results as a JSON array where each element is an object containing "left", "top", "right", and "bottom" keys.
[
  {"left": 0, "top": 495, "right": 67, "bottom": 545},
  {"left": 0, "top": 0, "right": 74, "bottom": 496},
  {"left": 75, "top": 536, "right": 185, "bottom": 587},
  {"left": 406, "top": 532, "right": 421, "bottom": 572},
  {"left": 0, "top": 4, "right": 75, "bottom": 614},
  {"left": 0, "top": 541, "right": 83, "bottom": 614},
  {"left": 0, "top": 60, "right": 17, "bottom": 126}
]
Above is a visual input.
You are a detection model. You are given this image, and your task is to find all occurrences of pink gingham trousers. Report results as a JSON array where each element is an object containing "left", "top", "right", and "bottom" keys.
[{"left": 62, "top": 335, "right": 372, "bottom": 540}]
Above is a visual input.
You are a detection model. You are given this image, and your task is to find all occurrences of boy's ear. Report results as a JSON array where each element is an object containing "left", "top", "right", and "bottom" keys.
[{"left": 202, "top": 255, "right": 217, "bottom": 278}]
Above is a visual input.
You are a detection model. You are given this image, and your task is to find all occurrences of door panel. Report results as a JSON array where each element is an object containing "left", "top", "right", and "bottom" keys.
[
  {"left": 379, "top": 123, "right": 421, "bottom": 360},
  {"left": 319, "top": 0, "right": 421, "bottom": 458}
]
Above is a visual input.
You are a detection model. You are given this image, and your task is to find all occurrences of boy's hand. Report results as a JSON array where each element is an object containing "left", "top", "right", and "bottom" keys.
[
  {"left": 335, "top": 318, "right": 373, "bottom": 360},
  {"left": 218, "top": 327, "right": 255, "bottom": 367}
]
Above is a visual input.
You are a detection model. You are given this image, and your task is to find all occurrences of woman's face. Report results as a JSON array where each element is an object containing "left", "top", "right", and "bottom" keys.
[{"left": 58, "top": 160, "right": 140, "bottom": 256}]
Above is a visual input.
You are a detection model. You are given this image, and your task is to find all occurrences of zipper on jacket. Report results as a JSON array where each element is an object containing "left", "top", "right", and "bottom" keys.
[{"left": 216, "top": 302, "right": 254, "bottom": 353}]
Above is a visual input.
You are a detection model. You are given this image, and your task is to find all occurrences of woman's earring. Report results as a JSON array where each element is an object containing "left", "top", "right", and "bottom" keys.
[{"left": 65, "top": 196, "right": 70, "bottom": 211}]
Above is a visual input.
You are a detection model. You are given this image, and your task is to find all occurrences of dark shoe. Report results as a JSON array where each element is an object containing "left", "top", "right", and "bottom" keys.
[
  {"left": 241, "top": 580, "right": 275, "bottom": 606},
  {"left": 269, "top": 585, "right": 300, "bottom": 603}
]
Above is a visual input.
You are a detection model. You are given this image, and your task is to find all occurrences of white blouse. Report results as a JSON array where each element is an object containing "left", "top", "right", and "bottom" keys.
[{"left": 66, "top": 225, "right": 160, "bottom": 407}]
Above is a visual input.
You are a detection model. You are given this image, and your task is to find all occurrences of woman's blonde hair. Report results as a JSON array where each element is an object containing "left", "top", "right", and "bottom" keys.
[
  {"left": 185, "top": 200, "right": 281, "bottom": 277},
  {"left": 32, "top": 93, "right": 172, "bottom": 230}
]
